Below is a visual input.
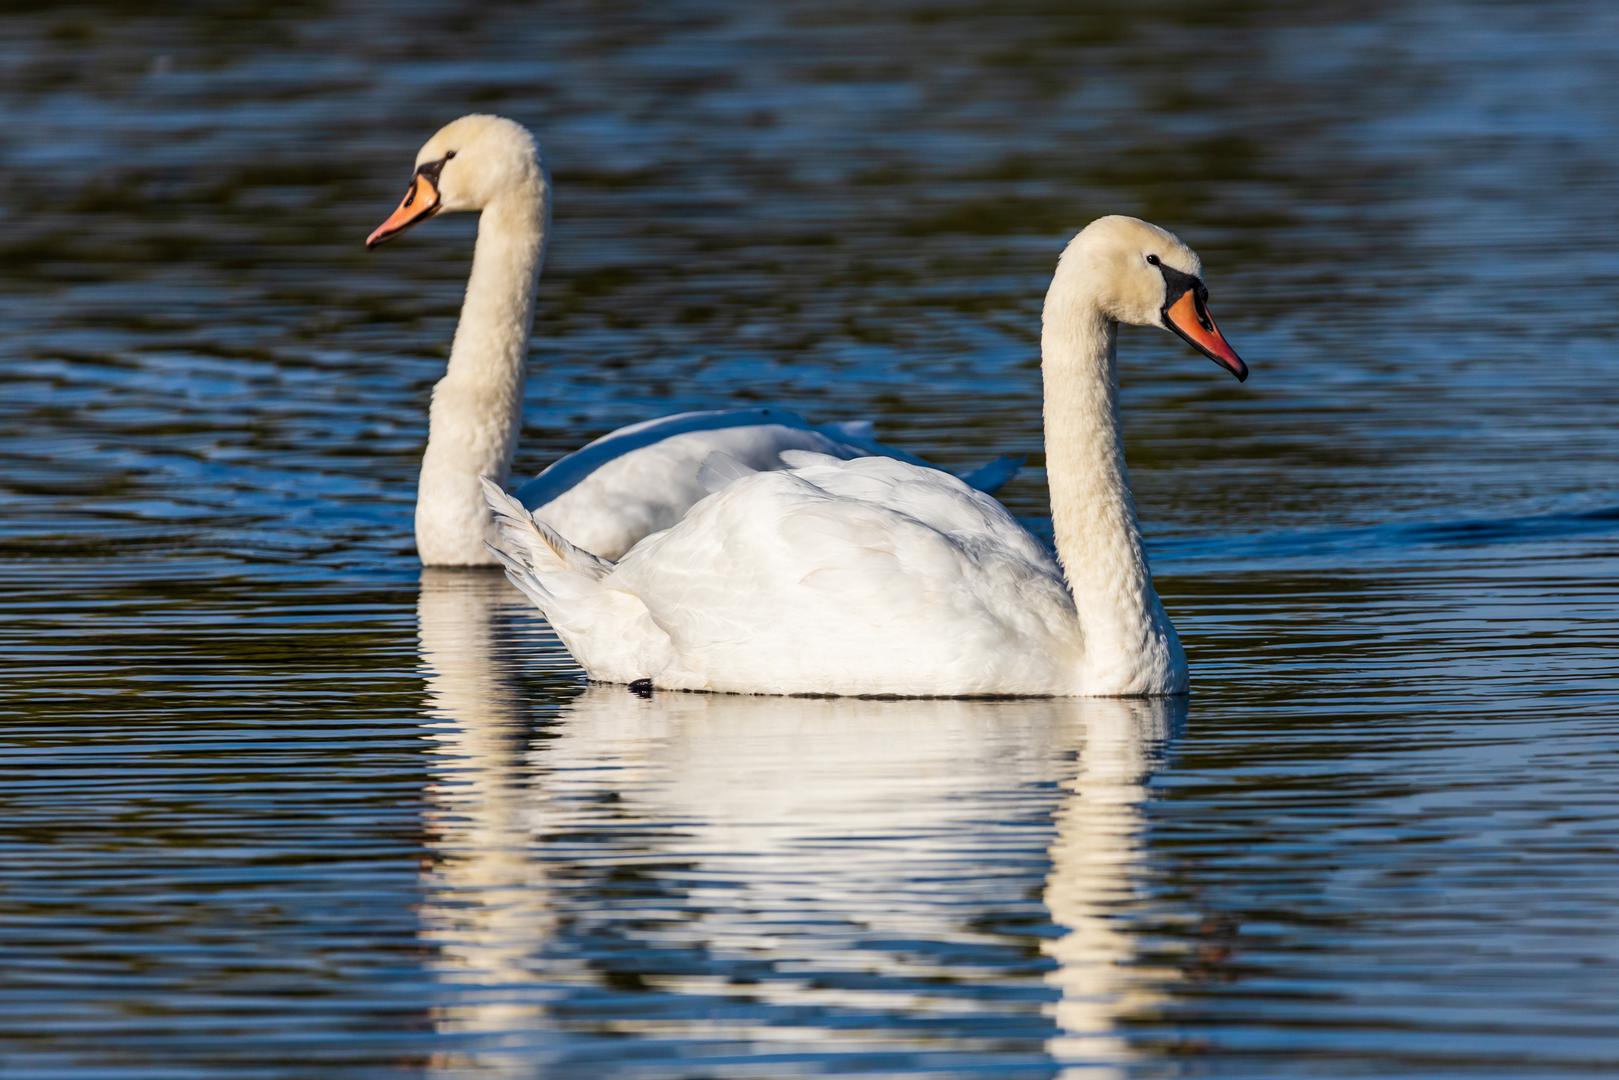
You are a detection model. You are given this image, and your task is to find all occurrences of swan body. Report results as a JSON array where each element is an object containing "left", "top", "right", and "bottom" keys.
[
  {"left": 487, "top": 215, "right": 1250, "bottom": 697},
  {"left": 489, "top": 453, "right": 1080, "bottom": 695},
  {"left": 368, "top": 115, "right": 1019, "bottom": 566}
]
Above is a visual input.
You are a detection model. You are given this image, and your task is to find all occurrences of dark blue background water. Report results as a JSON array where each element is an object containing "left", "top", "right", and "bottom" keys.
[{"left": 3, "top": 2, "right": 1618, "bottom": 1076}]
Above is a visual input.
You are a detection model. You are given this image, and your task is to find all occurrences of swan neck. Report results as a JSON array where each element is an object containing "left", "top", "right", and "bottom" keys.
[
  {"left": 416, "top": 171, "right": 550, "bottom": 566},
  {"left": 1041, "top": 279, "right": 1185, "bottom": 694},
  {"left": 445, "top": 190, "right": 547, "bottom": 388}
]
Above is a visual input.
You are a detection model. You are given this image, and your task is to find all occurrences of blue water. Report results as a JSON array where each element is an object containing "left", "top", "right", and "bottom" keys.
[{"left": 3, "top": 2, "right": 1619, "bottom": 1077}]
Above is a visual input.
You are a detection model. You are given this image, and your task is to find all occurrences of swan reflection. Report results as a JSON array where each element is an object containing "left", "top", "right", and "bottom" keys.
[
  {"left": 416, "top": 569, "right": 562, "bottom": 1072},
  {"left": 1043, "top": 695, "right": 1180, "bottom": 1076},
  {"left": 416, "top": 570, "right": 1183, "bottom": 1073}
]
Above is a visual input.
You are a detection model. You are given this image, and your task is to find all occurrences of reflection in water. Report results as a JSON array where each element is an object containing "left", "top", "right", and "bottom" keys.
[
  {"left": 416, "top": 569, "right": 1184, "bottom": 1073},
  {"left": 1045, "top": 699, "right": 1181, "bottom": 1077},
  {"left": 416, "top": 570, "right": 562, "bottom": 1075}
]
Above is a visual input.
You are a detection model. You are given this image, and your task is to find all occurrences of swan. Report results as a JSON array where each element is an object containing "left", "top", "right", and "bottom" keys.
[
  {"left": 485, "top": 215, "right": 1248, "bottom": 698},
  {"left": 366, "top": 114, "right": 1020, "bottom": 566}
]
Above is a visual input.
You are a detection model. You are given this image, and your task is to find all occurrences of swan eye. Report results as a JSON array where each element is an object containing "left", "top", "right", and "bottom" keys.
[
  {"left": 1145, "top": 254, "right": 1160, "bottom": 266},
  {"left": 444, "top": 150, "right": 457, "bottom": 161}
]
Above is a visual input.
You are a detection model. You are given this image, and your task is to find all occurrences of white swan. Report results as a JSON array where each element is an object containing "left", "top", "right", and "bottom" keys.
[
  {"left": 486, "top": 215, "right": 1247, "bottom": 697},
  {"left": 367, "top": 114, "right": 1020, "bottom": 566}
]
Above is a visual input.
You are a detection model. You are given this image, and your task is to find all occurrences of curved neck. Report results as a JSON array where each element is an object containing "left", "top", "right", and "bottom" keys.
[
  {"left": 446, "top": 190, "right": 548, "bottom": 392},
  {"left": 416, "top": 175, "right": 549, "bottom": 566},
  {"left": 1041, "top": 267, "right": 1186, "bottom": 694}
]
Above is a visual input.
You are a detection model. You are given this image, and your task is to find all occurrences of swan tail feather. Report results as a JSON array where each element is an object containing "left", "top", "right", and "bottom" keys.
[
  {"left": 484, "top": 540, "right": 562, "bottom": 609},
  {"left": 957, "top": 454, "right": 1024, "bottom": 495},
  {"left": 480, "top": 476, "right": 612, "bottom": 585},
  {"left": 481, "top": 476, "right": 671, "bottom": 686}
]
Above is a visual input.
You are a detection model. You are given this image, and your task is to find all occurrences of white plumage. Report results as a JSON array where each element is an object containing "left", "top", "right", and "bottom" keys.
[
  {"left": 486, "top": 215, "right": 1250, "bottom": 697},
  {"left": 510, "top": 407, "right": 1019, "bottom": 562},
  {"left": 488, "top": 453, "right": 1080, "bottom": 696}
]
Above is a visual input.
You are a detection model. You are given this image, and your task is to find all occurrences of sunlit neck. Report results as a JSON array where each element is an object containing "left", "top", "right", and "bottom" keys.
[
  {"left": 443, "top": 182, "right": 550, "bottom": 387},
  {"left": 1040, "top": 272, "right": 1185, "bottom": 694}
]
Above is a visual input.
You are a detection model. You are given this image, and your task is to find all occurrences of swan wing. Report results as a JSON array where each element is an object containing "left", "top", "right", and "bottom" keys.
[{"left": 512, "top": 408, "right": 1022, "bottom": 560}]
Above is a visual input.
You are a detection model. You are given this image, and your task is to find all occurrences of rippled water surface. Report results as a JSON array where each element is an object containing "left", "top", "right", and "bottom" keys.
[{"left": 4, "top": 2, "right": 1619, "bottom": 1077}]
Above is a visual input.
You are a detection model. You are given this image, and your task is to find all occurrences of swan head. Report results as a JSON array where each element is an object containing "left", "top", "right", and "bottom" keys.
[
  {"left": 366, "top": 115, "right": 544, "bottom": 249},
  {"left": 1061, "top": 215, "right": 1247, "bottom": 381}
]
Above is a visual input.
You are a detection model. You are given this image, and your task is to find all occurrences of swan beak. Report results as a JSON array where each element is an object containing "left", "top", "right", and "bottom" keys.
[
  {"left": 1163, "top": 288, "right": 1248, "bottom": 382},
  {"left": 365, "top": 172, "right": 441, "bottom": 249}
]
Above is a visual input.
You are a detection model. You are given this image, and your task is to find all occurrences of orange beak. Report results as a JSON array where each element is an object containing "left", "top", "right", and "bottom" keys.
[
  {"left": 365, "top": 171, "right": 442, "bottom": 250},
  {"left": 1163, "top": 287, "right": 1247, "bottom": 381}
]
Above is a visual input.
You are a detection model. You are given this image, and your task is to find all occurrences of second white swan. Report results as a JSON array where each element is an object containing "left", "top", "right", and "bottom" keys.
[
  {"left": 486, "top": 215, "right": 1248, "bottom": 697},
  {"left": 367, "top": 115, "right": 1018, "bottom": 566}
]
